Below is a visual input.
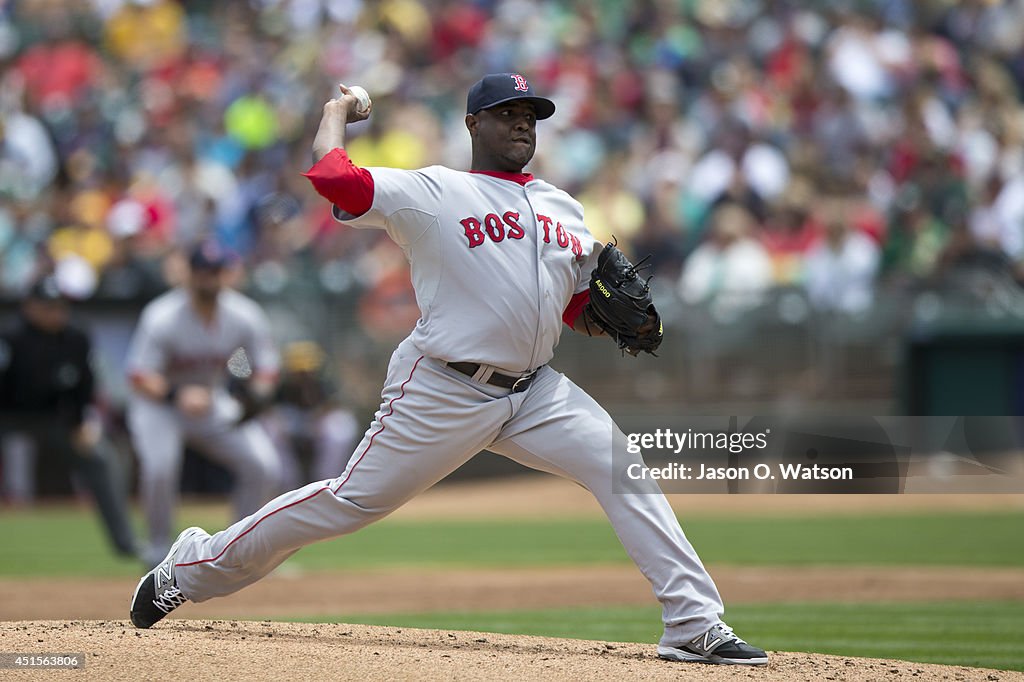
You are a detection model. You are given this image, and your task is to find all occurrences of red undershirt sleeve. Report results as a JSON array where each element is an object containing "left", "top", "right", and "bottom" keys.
[
  {"left": 562, "top": 290, "right": 591, "bottom": 327},
  {"left": 301, "top": 148, "right": 374, "bottom": 217}
]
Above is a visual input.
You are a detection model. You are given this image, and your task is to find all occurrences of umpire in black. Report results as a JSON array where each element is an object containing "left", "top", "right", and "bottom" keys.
[{"left": 0, "top": 276, "right": 136, "bottom": 556}]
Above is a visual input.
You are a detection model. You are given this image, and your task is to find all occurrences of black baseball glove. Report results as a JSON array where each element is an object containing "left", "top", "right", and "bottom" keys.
[
  {"left": 225, "top": 346, "right": 273, "bottom": 424},
  {"left": 584, "top": 242, "right": 663, "bottom": 356},
  {"left": 227, "top": 375, "right": 272, "bottom": 424}
]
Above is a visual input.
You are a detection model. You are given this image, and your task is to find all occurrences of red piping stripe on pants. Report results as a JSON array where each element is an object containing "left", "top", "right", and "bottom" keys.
[{"left": 176, "top": 355, "right": 425, "bottom": 568}]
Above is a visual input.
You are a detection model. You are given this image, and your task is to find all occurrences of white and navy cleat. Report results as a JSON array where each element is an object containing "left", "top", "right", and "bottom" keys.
[
  {"left": 658, "top": 623, "right": 768, "bottom": 666},
  {"left": 129, "top": 526, "right": 204, "bottom": 628}
]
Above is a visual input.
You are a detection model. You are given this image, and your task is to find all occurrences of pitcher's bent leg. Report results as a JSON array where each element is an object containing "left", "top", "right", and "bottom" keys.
[{"left": 491, "top": 368, "right": 723, "bottom": 644}]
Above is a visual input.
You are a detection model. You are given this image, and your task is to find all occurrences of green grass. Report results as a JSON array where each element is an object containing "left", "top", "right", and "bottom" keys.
[
  {"left": 0, "top": 505, "right": 233, "bottom": 578},
  {"left": 300, "top": 602, "right": 1024, "bottom": 672},
  {"left": 286, "top": 511, "right": 1024, "bottom": 571},
  {"left": 1, "top": 505, "right": 1023, "bottom": 577},
  {"left": 3, "top": 506, "right": 1022, "bottom": 670}
]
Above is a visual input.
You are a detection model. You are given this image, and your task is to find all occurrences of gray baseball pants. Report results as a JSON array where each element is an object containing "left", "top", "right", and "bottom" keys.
[{"left": 171, "top": 337, "right": 723, "bottom": 644}]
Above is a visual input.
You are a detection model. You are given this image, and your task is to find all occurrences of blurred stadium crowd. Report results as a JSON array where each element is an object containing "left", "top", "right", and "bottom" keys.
[{"left": 2, "top": 0, "right": 1024, "bottom": 325}]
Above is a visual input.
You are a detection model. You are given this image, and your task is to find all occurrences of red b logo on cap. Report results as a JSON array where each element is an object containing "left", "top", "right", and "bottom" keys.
[{"left": 510, "top": 74, "right": 529, "bottom": 92}]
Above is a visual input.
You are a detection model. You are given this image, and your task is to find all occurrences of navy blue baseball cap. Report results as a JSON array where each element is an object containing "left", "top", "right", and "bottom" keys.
[
  {"left": 188, "top": 240, "right": 232, "bottom": 271},
  {"left": 466, "top": 73, "right": 556, "bottom": 120}
]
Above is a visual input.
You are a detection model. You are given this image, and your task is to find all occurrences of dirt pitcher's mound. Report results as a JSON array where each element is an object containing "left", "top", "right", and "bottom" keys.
[{"left": 1, "top": 621, "right": 1020, "bottom": 681}]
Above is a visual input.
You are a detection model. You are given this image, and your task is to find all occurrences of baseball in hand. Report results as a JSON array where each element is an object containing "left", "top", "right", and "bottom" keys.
[{"left": 347, "top": 85, "right": 371, "bottom": 114}]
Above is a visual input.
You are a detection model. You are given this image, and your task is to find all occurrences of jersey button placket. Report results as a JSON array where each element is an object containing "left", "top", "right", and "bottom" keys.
[{"left": 523, "top": 183, "right": 545, "bottom": 372}]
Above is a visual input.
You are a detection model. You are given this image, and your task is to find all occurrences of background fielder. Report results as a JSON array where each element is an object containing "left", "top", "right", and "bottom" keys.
[{"left": 125, "top": 241, "right": 282, "bottom": 567}]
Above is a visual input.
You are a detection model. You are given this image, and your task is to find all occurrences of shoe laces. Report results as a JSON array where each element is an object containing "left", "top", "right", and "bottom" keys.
[
  {"left": 717, "top": 623, "right": 745, "bottom": 644},
  {"left": 152, "top": 585, "right": 187, "bottom": 614}
]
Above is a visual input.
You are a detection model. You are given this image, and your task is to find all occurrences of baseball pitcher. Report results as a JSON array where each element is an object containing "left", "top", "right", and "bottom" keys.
[{"left": 130, "top": 74, "right": 767, "bottom": 666}]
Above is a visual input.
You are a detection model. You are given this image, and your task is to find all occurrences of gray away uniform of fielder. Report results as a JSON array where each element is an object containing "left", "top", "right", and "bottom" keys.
[
  {"left": 167, "top": 161, "right": 726, "bottom": 646},
  {"left": 126, "top": 287, "right": 281, "bottom": 561}
]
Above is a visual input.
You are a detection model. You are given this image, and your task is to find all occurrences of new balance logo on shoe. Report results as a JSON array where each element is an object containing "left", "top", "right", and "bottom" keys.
[
  {"left": 156, "top": 564, "right": 173, "bottom": 586},
  {"left": 692, "top": 630, "right": 725, "bottom": 653}
]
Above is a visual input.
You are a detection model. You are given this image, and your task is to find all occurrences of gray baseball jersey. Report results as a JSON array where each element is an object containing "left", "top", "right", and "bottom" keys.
[
  {"left": 168, "top": 165, "right": 725, "bottom": 646},
  {"left": 125, "top": 287, "right": 281, "bottom": 563},
  {"left": 127, "top": 288, "right": 279, "bottom": 389},
  {"left": 333, "top": 167, "right": 598, "bottom": 372}
]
